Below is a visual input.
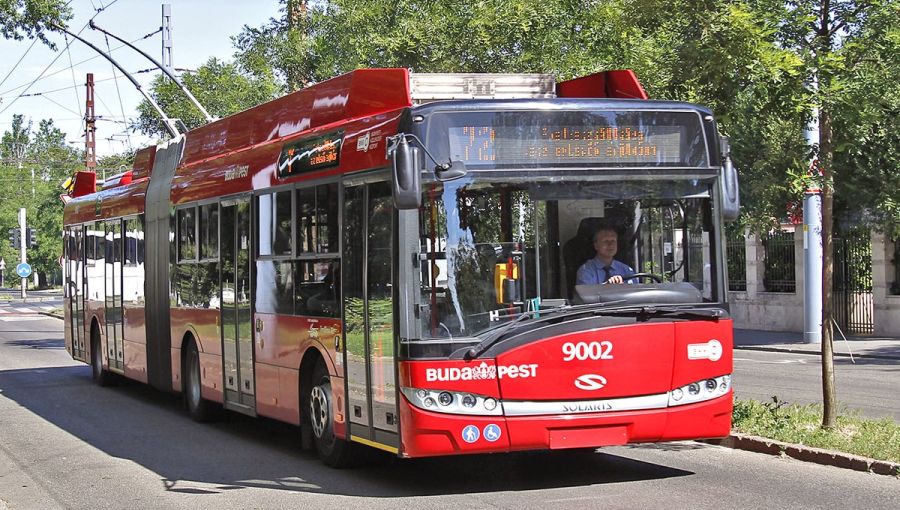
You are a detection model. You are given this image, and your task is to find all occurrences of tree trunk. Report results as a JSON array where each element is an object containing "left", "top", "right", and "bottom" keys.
[
  {"left": 286, "top": 0, "right": 308, "bottom": 92},
  {"left": 820, "top": 108, "right": 837, "bottom": 429},
  {"left": 817, "top": 0, "right": 837, "bottom": 429}
]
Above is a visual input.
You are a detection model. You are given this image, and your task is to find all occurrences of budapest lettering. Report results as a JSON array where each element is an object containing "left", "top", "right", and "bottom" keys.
[{"left": 425, "top": 362, "right": 539, "bottom": 382}]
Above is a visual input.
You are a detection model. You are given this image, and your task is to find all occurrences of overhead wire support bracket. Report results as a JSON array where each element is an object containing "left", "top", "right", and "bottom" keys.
[
  {"left": 89, "top": 20, "right": 214, "bottom": 123},
  {"left": 52, "top": 24, "right": 181, "bottom": 138}
]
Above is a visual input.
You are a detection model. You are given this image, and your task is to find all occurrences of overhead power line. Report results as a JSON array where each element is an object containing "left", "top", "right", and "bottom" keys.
[{"left": 0, "top": 28, "right": 160, "bottom": 98}]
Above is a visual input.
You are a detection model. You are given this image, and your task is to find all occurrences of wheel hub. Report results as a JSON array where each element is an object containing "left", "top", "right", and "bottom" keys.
[{"left": 310, "top": 385, "right": 329, "bottom": 439}]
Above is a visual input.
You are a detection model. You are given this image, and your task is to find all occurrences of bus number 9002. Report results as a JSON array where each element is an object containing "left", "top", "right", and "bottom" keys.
[{"left": 562, "top": 341, "right": 614, "bottom": 362}]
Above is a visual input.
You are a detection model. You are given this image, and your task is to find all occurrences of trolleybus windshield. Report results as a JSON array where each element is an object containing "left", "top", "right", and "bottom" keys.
[{"left": 417, "top": 179, "right": 719, "bottom": 344}]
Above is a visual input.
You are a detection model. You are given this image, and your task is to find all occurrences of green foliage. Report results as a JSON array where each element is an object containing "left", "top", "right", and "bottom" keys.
[
  {"left": 224, "top": 0, "right": 899, "bottom": 237},
  {"left": 0, "top": 115, "right": 80, "bottom": 287},
  {"left": 733, "top": 397, "right": 900, "bottom": 463},
  {"left": 0, "top": 0, "right": 71, "bottom": 47},
  {"left": 134, "top": 57, "right": 280, "bottom": 138}
]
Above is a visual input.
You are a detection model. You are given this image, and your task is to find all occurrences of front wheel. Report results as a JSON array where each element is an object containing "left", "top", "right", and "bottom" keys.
[{"left": 309, "top": 362, "right": 353, "bottom": 467}]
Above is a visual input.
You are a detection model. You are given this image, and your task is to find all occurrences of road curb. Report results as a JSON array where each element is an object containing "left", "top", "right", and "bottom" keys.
[
  {"left": 735, "top": 345, "right": 900, "bottom": 362},
  {"left": 704, "top": 434, "right": 900, "bottom": 477},
  {"left": 39, "top": 311, "right": 64, "bottom": 320}
]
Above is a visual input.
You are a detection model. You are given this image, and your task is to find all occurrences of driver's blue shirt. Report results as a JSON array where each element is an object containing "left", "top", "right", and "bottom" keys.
[{"left": 576, "top": 258, "right": 635, "bottom": 285}]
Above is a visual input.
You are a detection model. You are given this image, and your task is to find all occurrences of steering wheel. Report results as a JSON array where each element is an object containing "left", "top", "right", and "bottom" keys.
[{"left": 616, "top": 272, "right": 664, "bottom": 283}]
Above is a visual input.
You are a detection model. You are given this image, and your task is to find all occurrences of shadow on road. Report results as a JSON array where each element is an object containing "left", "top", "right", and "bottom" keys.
[
  {"left": 0, "top": 363, "right": 693, "bottom": 497},
  {"left": 6, "top": 338, "right": 67, "bottom": 350}
]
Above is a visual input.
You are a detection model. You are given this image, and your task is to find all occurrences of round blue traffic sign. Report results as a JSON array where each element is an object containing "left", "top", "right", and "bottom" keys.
[{"left": 16, "top": 262, "right": 32, "bottom": 278}]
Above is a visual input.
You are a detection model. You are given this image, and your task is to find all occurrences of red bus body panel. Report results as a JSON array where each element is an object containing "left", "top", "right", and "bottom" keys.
[
  {"left": 556, "top": 69, "right": 649, "bottom": 99},
  {"left": 398, "top": 320, "right": 733, "bottom": 457}
]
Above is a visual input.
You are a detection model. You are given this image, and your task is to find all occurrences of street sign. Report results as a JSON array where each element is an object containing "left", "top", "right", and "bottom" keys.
[{"left": 16, "top": 262, "right": 32, "bottom": 279}]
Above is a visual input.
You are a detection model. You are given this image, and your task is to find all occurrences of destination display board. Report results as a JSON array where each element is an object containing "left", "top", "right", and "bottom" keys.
[
  {"left": 430, "top": 110, "right": 709, "bottom": 168},
  {"left": 278, "top": 131, "right": 343, "bottom": 178}
]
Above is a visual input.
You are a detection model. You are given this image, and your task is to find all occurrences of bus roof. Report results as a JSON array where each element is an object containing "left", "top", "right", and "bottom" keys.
[{"left": 63, "top": 68, "right": 663, "bottom": 224}]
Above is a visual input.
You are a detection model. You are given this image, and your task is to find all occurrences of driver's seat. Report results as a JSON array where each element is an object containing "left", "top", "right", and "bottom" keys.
[{"left": 562, "top": 217, "right": 606, "bottom": 298}]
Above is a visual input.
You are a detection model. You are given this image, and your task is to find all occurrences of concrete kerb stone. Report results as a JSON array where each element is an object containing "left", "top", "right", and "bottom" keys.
[
  {"left": 705, "top": 434, "right": 900, "bottom": 477},
  {"left": 736, "top": 345, "right": 900, "bottom": 362}
]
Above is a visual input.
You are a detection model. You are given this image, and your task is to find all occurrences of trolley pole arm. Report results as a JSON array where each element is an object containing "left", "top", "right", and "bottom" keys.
[
  {"left": 89, "top": 20, "right": 214, "bottom": 123},
  {"left": 53, "top": 25, "right": 181, "bottom": 138}
]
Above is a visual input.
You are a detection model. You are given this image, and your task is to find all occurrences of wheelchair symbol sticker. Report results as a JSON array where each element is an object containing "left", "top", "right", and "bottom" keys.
[
  {"left": 462, "top": 425, "right": 480, "bottom": 443},
  {"left": 483, "top": 424, "right": 501, "bottom": 442}
]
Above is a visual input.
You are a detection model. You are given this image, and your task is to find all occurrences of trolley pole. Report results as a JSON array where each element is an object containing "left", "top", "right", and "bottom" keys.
[
  {"left": 19, "top": 208, "right": 27, "bottom": 299},
  {"left": 803, "top": 103, "right": 823, "bottom": 344}
]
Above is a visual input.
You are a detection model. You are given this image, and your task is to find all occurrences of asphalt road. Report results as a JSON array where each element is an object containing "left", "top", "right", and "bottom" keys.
[
  {"left": 733, "top": 348, "right": 900, "bottom": 420},
  {"left": 0, "top": 313, "right": 897, "bottom": 509}
]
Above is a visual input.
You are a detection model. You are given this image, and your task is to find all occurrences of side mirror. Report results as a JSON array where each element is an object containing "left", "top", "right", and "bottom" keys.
[
  {"left": 719, "top": 137, "right": 740, "bottom": 222},
  {"left": 390, "top": 136, "right": 422, "bottom": 210}
]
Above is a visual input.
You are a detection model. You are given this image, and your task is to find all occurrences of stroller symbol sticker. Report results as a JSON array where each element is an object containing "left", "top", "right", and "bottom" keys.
[
  {"left": 483, "top": 424, "right": 501, "bottom": 442},
  {"left": 462, "top": 425, "right": 480, "bottom": 443}
]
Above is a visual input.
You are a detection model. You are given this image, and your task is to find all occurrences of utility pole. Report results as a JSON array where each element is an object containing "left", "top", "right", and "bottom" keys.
[
  {"left": 85, "top": 73, "right": 97, "bottom": 172},
  {"left": 162, "top": 4, "right": 173, "bottom": 73},
  {"left": 19, "top": 208, "right": 26, "bottom": 299},
  {"left": 803, "top": 81, "right": 823, "bottom": 345}
]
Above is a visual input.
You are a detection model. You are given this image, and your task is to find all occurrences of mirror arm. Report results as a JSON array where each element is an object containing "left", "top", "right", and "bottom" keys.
[{"left": 387, "top": 133, "right": 467, "bottom": 181}]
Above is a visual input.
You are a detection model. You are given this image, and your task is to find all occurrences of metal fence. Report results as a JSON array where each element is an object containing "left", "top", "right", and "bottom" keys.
[
  {"left": 833, "top": 229, "right": 874, "bottom": 335},
  {"left": 762, "top": 231, "right": 795, "bottom": 292},
  {"left": 726, "top": 230, "right": 746, "bottom": 291},
  {"left": 892, "top": 240, "right": 900, "bottom": 295}
]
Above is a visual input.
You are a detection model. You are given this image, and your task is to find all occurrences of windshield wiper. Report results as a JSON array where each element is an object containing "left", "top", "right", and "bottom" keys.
[
  {"left": 463, "top": 300, "right": 626, "bottom": 360},
  {"left": 594, "top": 305, "right": 725, "bottom": 321},
  {"left": 462, "top": 303, "right": 723, "bottom": 360}
]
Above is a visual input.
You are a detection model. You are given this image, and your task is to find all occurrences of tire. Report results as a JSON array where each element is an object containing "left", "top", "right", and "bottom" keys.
[
  {"left": 90, "top": 325, "right": 110, "bottom": 387},
  {"left": 183, "top": 339, "right": 215, "bottom": 422},
  {"left": 308, "top": 361, "right": 353, "bottom": 467}
]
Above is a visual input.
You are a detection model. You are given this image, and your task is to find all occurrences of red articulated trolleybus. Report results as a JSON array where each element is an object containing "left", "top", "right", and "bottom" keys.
[{"left": 62, "top": 68, "right": 741, "bottom": 466}]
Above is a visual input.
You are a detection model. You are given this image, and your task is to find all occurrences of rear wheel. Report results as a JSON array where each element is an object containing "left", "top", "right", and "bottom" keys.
[
  {"left": 90, "top": 325, "right": 110, "bottom": 386},
  {"left": 183, "top": 339, "right": 215, "bottom": 422},
  {"left": 309, "top": 361, "right": 353, "bottom": 467}
]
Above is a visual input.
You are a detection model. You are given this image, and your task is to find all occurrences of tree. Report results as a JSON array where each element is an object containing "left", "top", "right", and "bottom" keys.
[
  {"left": 0, "top": 115, "right": 79, "bottom": 288},
  {"left": 0, "top": 0, "right": 71, "bottom": 47},
  {"left": 133, "top": 57, "right": 279, "bottom": 138}
]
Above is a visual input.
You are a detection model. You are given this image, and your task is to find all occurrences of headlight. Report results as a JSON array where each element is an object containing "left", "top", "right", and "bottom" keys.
[
  {"left": 401, "top": 387, "right": 503, "bottom": 416},
  {"left": 668, "top": 375, "right": 731, "bottom": 406}
]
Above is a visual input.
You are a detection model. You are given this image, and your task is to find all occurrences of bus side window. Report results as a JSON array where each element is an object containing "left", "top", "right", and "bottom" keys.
[{"left": 177, "top": 207, "right": 197, "bottom": 262}]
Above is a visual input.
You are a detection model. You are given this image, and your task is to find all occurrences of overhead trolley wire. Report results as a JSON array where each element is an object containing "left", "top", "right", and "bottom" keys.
[
  {"left": 0, "top": 29, "right": 160, "bottom": 98},
  {"left": 0, "top": 39, "right": 39, "bottom": 91},
  {"left": 0, "top": 0, "right": 75, "bottom": 91},
  {"left": 0, "top": 33, "right": 76, "bottom": 116},
  {"left": 36, "top": 93, "right": 82, "bottom": 117},
  {"left": 0, "top": 0, "right": 130, "bottom": 106},
  {"left": 64, "top": 33, "right": 84, "bottom": 121},
  {"left": 104, "top": 32, "right": 132, "bottom": 150}
]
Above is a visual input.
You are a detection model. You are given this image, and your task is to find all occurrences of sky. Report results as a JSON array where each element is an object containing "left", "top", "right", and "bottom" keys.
[{"left": 0, "top": 0, "right": 281, "bottom": 158}]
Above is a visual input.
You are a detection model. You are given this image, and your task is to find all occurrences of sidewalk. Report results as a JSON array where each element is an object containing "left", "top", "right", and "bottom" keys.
[
  {"left": 0, "top": 288, "right": 63, "bottom": 303},
  {"left": 734, "top": 328, "right": 900, "bottom": 361}
]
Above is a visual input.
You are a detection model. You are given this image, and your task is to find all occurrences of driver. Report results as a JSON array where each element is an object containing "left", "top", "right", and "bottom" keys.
[{"left": 576, "top": 227, "right": 634, "bottom": 285}]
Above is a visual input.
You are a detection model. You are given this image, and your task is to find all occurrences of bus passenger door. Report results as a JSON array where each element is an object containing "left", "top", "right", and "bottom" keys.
[
  {"left": 220, "top": 198, "right": 256, "bottom": 413},
  {"left": 67, "top": 226, "right": 87, "bottom": 361},
  {"left": 105, "top": 219, "right": 125, "bottom": 372},
  {"left": 343, "top": 181, "right": 398, "bottom": 447}
]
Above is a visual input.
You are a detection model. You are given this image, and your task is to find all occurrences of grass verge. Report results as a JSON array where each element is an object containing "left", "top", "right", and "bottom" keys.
[{"left": 733, "top": 398, "right": 900, "bottom": 464}]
